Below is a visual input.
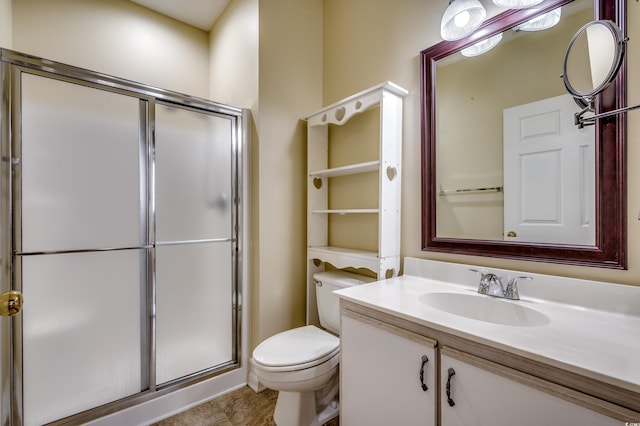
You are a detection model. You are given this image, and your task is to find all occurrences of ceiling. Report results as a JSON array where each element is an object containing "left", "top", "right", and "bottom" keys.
[{"left": 129, "top": 0, "right": 231, "bottom": 31}]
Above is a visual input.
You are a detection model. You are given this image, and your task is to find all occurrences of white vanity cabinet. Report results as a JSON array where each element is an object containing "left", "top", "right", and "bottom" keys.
[
  {"left": 440, "top": 347, "right": 623, "bottom": 426},
  {"left": 339, "top": 301, "right": 640, "bottom": 426},
  {"left": 340, "top": 310, "right": 437, "bottom": 426}
]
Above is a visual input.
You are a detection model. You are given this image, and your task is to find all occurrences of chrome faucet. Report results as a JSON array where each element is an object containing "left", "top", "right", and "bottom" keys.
[
  {"left": 469, "top": 269, "right": 504, "bottom": 297},
  {"left": 503, "top": 276, "right": 533, "bottom": 300},
  {"left": 469, "top": 269, "right": 532, "bottom": 300}
]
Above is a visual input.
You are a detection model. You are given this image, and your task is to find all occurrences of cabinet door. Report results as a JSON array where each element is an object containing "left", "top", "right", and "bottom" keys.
[
  {"left": 441, "top": 347, "right": 629, "bottom": 426},
  {"left": 340, "top": 310, "right": 436, "bottom": 425}
]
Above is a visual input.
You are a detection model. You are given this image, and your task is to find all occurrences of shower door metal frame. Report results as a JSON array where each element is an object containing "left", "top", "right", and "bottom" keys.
[{"left": 0, "top": 48, "right": 245, "bottom": 425}]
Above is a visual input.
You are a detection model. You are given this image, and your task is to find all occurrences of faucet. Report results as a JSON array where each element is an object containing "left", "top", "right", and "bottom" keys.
[
  {"left": 469, "top": 269, "right": 532, "bottom": 300},
  {"left": 504, "top": 275, "right": 533, "bottom": 300}
]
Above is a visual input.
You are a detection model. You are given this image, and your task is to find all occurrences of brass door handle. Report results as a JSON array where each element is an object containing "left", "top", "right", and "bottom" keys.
[{"left": 0, "top": 291, "right": 23, "bottom": 316}]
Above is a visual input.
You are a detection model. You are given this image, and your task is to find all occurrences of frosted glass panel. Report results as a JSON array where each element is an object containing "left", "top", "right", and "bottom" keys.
[
  {"left": 22, "top": 250, "right": 143, "bottom": 426},
  {"left": 155, "top": 104, "right": 233, "bottom": 241},
  {"left": 156, "top": 243, "right": 233, "bottom": 384},
  {"left": 21, "top": 74, "right": 141, "bottom": 252}
]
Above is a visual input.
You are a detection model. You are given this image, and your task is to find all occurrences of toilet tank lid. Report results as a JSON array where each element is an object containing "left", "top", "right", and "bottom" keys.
[{"left": 313, "top": 270, "right": 376, "bottom": 288}]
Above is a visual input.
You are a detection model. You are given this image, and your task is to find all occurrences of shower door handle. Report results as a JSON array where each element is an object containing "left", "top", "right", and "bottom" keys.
[{"left": 0, "top": 291, "right": 23, "bottom": 316}]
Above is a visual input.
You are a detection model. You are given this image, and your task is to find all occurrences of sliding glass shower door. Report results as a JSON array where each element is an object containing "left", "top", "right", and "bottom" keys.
[
  {"left": 1, "top": 50, "right": 243, "bottom": 425},
  {"left": 154, "top": 103, "right": 235, "bottom": 385},
  {"left": 19, "top": 74, "right": 146, "bottom": 426}
]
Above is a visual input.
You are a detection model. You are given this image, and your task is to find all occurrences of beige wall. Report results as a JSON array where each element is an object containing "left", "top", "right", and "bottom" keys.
[
  {"left": 0, "top": 0, "right": 11, "bottom": 47},
  {"left": 323, "top": 0, "right": 640, "bottom": 287},
  {"left": 10, "top": 0, "right": 210, "bottom": 97},
  {"left": 208, "top": 0, "right": 261, "bottom": 353},
  {"left": 208, "top": 0, "right": 324, "bottom": 350},
  {"left": 209, "top": 0, "right": 258, "bottom": 109},
  {"left": 254, "top": 0, "right": 323, "bottom": 347}
]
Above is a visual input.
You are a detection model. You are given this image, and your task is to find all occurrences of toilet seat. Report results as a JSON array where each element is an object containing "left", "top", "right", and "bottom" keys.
[{"left": 252, "top": 325, "right": 339, "bottom": 371}]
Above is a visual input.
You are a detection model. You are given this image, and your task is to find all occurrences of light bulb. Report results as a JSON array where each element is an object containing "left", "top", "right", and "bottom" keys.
[
  {"left": 492, "top": 0, "right": 544, "bottom": 8},
  {"left": 454, "top": 11, "right": 471, "bottom": 28},
  {"left": 440, "top": 0, "right": 487, "bottom": 41},
  {"left": 461, "top": 32, "right": 503, "bottom": 57}
]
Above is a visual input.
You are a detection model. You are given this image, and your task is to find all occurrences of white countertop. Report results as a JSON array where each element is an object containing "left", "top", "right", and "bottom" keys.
[{"left": 335, "top": 258, "right": 640, "bottom": 394}]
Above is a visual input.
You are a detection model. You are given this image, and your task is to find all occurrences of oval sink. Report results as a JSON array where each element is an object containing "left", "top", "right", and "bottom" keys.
[{"left": 418, "top": 292, "right": 550, "bottom": 327}]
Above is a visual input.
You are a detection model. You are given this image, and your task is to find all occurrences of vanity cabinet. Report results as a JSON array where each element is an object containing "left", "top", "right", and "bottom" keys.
[
  {"left": 340, "top": 301, "right": 640, "bottom": 426},
  {"left": 440, "top": 347, "right": 622, "bottom": 426},
  {"left": 340, "top": 310, "right": 437, "bottom": 425},
  {"left": 305, "top": 82, "right": 407, "bottom": 325}
]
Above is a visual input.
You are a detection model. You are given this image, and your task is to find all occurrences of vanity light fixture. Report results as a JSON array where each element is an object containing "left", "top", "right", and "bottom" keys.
[
  {"left": 440, "top": 0, "right": 487, "bottom": 41},
  {"left": 461, "top": 32, "right": 503, "bottom": 57},
  {"left": 492, "top": 0, "right": 544, "bottom": 8},
  {"left": 515, "top": 8, "right": 562, "bottom": 31}
]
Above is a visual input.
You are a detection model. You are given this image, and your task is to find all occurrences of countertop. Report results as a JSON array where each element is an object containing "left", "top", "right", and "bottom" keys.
[{"left": 335, "top": 258, "right": 640, "bottom": 395}]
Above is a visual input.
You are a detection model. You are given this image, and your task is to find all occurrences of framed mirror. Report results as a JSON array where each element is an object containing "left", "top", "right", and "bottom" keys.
[{"left": 420, "top": 0, "right": 626, "bottom": 268}]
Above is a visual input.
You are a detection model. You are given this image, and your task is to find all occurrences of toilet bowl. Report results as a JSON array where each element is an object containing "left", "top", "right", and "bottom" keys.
[
  {"left": 250, "top": 270, "right": 375, "bottom": 426},
  {"left": 251, "top": 325, "right": 341, "bottom": 425}
]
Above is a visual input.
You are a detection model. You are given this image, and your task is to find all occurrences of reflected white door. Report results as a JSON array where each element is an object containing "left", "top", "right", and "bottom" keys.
[{"left": 503, "top": 94, "right": 595, "bottom": 245}]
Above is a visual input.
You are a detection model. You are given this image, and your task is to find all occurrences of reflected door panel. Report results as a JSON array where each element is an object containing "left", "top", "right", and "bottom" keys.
[{"left": 503, "top": 94, "right": 594, "bottom": 245}]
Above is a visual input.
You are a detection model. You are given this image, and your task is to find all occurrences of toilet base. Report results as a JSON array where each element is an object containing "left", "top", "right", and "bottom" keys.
[
  {"left": 273, "top": 391, "right": 339, "bottom": 426},
  {"left": 316, "top": 398, "right": 339, "bottom": 425}
]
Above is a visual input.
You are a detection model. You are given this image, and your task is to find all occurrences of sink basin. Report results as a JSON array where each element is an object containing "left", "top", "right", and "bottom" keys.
[{"left": 418, "top": 292, "right": 550, "bottom": 327}]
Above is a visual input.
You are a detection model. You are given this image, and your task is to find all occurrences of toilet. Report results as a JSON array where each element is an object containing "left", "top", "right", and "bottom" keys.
[{"left": 251, "top": 270, "right": 375, "bottom": 426}]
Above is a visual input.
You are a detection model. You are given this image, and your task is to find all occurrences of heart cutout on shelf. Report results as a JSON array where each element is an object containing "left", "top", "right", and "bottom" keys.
[{"left": 386, "top": 166, "right": 397, "bottom": 181}]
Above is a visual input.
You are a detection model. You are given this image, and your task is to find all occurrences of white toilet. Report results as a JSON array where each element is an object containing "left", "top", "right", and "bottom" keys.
[{"left": 251, "top": 270, "right": 374, "bottom": 426}]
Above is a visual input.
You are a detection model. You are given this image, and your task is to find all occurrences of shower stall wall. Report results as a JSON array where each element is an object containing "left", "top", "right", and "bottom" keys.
[{"left": 0, "top": 49, "right": 247, "bottom": 425}]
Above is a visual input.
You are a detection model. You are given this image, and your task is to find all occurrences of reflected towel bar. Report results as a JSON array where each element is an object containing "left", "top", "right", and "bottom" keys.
[{"left": 439, "top": 186, "right": 503, "bottom": 195}]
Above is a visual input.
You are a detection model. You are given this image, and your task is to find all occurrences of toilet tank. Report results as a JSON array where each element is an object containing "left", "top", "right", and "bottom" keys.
[{"left": 313, "top": 270, "right": 376, "bottom": 335}]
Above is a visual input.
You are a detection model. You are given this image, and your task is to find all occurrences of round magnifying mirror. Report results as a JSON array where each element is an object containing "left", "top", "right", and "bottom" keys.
[{"left": 562, "top": 20, "right": 625, "bottom": 100}]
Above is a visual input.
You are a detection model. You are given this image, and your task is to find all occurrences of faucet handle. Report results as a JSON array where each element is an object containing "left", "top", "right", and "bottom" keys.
[
  {"left": 469, "top": 269, "right": 502, "bottom": 295},
  {"left": 469, "top": 269, "right": 488, "bottom": 293},
  {"left": 504, "top": 276, "right": 533, "bottom": 300},
  {"left": 469, "top": 268, "right": 493, "bottom": 279}
]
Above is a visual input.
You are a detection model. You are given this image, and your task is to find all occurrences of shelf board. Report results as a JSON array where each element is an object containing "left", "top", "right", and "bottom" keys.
[
  {"left": 310, "top": 161, "right": 379, "bottom": 178},
  {"left": 311, "top": 209, "right": 379, "bottom": 214},
  {"left": 305, "top": 81, "right": 409, "bottom": 123},
  {"left": 308, "top": 246, "right": 379, "bottom": 270}
]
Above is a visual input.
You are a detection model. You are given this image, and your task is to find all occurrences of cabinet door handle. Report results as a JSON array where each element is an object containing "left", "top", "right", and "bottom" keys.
[
  {"left": 419, "top": 355, "right": 429, "bottom": 391},
  {"left": 446, "top": 367, "right": 456, "bottom": 407}
]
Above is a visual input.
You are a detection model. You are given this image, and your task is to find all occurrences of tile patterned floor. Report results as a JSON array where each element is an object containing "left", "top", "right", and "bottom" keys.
[{"left": 152, "top": 386, "right": 339, "bottom": 426}]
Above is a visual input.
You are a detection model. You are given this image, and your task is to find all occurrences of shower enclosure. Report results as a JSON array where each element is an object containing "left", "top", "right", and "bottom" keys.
[{"left": 0, "top": 49, "right": 245, "bottom": 425}]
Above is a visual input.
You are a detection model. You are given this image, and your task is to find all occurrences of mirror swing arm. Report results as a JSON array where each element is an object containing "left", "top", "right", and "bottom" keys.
[
  {"left": 574, "top": 98, "right": 640, "bottom": 128},
  {"left": 564, "top": 19, "right": 637, "bottom": 129}
]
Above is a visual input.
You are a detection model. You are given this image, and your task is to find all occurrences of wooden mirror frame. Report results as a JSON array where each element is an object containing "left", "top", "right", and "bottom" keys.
[{"left": 420, "top": 0, "right": 626, "bottom": 269}]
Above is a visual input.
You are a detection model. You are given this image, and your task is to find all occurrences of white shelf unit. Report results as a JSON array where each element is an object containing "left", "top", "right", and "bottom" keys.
[{"left": 305, "top": 81, "right": 407, "bottom": 325}]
